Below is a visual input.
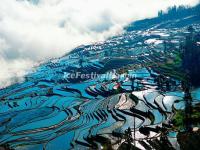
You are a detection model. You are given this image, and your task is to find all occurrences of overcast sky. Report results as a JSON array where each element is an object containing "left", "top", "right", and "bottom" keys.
[{"left": 0, "top": 0, "right": 199, "bottom": 88}]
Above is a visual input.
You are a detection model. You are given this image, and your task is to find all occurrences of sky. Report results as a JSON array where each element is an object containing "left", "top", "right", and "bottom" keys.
[{"left": 0, "top": 0, "right": 199, "bottom": 88}]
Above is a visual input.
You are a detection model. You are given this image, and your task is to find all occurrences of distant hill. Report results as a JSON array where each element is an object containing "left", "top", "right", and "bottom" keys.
[{"left": 125, "top": 4, "right": 200, "bottom": 31}]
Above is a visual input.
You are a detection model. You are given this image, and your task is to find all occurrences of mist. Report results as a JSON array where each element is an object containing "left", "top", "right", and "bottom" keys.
[{"left": 0, "top": 0, "right": 199, "bottom": 88}]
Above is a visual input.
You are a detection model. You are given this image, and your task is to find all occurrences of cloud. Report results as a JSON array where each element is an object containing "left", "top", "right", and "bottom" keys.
[{"left": 0, "top": 0, "right": 199, "bottom": 88}]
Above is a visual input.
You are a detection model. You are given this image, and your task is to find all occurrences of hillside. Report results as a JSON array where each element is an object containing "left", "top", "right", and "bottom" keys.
[{"left": 0, "top": 4, "right": 200, "bottom": 150}]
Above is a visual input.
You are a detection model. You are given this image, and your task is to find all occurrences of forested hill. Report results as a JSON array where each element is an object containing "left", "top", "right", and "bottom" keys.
[{"left": 125, "top": 4, "right": 200, "bottom": 31}]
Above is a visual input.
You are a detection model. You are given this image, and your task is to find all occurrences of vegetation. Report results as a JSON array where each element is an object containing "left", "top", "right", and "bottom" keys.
[
  {"left": 155, "top": 25, "right": 200, "bottom": 87},
  {"left": 182, "top": 26, "right": 200, "bottom": 86},
  {"left": 158, "top": 4, "right": 200, "bottom": 19},
  {"left": 172, "top": 103, "right": 200, "bottom": 130},
  {"left": 177, "top": 130, "right": 200, "bottom": 150},
  {"left": 158, "top": 51, "right": 185, "bottom": 81},
  {"left": 126, "top": 4, "right": 200, "bottom": 31},
  {"left": 172, "top": 110, "right": 185, "bottom": 130}
]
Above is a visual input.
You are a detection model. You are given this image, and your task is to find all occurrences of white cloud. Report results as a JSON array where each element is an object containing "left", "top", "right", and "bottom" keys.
[
  {"left": 0, "top": 0, "right": 199, "bottom": 88},
  {"left": 0, "top": 56, "right": 34, "bottom": 89}
]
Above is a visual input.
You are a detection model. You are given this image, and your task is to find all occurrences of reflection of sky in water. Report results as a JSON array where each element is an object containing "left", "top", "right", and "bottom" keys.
[{"left": 192, "top": 88, "right": 200, "bottom": 101}]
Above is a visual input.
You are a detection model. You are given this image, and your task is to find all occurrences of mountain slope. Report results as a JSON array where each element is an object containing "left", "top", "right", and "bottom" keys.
[{"left": 0, "top": 4, "right": 200, "bottom": 150}]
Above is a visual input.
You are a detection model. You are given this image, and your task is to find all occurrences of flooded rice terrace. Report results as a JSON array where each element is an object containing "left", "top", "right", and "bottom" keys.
[{"left": 0, "top": 25, "right": 200, "bottom": 150}]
